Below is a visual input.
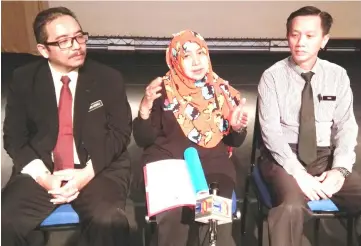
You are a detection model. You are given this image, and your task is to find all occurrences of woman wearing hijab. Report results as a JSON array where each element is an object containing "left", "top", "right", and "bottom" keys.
[{"left": 133, "top": 30, "right": 248, "bottom": 246}]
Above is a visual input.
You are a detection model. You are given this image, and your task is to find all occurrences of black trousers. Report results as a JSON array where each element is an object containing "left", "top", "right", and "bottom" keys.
[
  {"left": 1, "top": 160, "right": 130, "bottom": 246},
  {"left": 259, "top": 145, "right": 361, "bottom": 246},
  {"left": 152, "top": 173, "right": 235, "bottom": 246}
]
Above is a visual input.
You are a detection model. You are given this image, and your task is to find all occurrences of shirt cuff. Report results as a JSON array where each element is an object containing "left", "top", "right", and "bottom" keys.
[
  {"left": 84, "top": 160, "right": 95, "bottom": 178},
  {"left": 86, "top": 159, "right": 92, "bottom": 166},
  {"left": 21, "top": 159, "right": 50, "bottom": 180},
  {"left": 332, "top": 157, "right": 354, "bottom": 173}
]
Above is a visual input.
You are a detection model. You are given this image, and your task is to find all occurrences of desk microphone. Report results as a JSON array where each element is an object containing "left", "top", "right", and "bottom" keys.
[
  {"left": 194, "top": 182, "right": 233, "bottom": 225},
  {"left": 184, "top": 148, "right": 232, "bottom": 245},
  {"left": 195, "top": 182, "right": 233, "bottom": 246}
]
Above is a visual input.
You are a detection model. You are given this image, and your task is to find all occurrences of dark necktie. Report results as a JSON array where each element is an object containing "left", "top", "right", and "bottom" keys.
[
  {"left": 298, "top": 72, "right": 317, "bottom": 165},
  {"left": 53, "top": 76, "right": 74, "bottom": 171}
]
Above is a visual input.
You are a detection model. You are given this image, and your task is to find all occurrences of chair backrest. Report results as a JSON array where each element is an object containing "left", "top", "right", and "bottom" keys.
[
  {"left": 249, "top": 97, "right": 273, "bottom": 208},
  {"left": 250, "top": 98, "right": 264, "bottom": 170}
]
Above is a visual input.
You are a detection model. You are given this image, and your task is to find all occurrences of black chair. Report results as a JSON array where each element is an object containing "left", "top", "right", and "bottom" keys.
[{"left": 240, "top": 98, "right": 358, "bottom": 246}]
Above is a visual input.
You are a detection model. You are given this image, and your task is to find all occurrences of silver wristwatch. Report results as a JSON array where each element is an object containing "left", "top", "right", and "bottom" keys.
[{"left": 333, "top": 167, "right": 351, "bottom": 178}]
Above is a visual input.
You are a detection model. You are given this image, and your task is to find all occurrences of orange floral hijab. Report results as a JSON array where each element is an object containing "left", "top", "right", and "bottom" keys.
[{"left": 163, "top": 30, "right": 241, "bottom": 148}]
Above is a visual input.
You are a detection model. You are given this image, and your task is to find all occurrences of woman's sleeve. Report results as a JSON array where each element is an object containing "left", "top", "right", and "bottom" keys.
[{"left": 133, "top": 95, "right": 164, "bottom": 148}]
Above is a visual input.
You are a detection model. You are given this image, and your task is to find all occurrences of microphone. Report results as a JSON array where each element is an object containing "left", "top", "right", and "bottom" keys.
[
  {"left": 194, "top": 182, "right": 233, "bottom": 225},
  {"left": 184, "top": 147, "right": 209, "bottom": 196},
  {"left": 183, "top": 147, "right": 232, "bottom": 226},
  {"left": 318, "top": 93, "right": 322, "bottom": 102},
  {"left": 196, "top": 182, "right": 233, "bottom": 246},
  {"left": 183, "top": 148, "right": 233, "bottom": 246}
]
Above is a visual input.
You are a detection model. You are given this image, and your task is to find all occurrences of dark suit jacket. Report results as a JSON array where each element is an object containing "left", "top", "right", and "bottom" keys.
[{"left": 3, "top": 58, "right": 132, "bottom": 176}]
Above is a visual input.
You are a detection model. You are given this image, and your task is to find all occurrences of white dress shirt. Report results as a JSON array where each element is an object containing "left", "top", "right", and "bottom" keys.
[
  {"left": 21, "top": 62, "right": 92, "bottom": 180},
  {"left": 258, "top": 57, "right": 358, "bottom": 176}
]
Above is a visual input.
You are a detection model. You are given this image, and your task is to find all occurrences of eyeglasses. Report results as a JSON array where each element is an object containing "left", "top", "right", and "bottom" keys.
[{"left": 44, "top": 32, "right": 89, "bottom": 49}]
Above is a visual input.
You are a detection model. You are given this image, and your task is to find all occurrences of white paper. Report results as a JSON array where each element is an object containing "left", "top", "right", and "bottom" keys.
[{"left": 144, "top": 159, "right": 196, "bottom": 217}]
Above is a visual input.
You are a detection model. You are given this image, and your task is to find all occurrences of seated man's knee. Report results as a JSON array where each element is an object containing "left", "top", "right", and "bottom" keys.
[
  {"left": 90, "top": 205, "right": 129, "bottom": 229},
  {"left": 278, "top": 199, "right": 306, "bottom": 216}
]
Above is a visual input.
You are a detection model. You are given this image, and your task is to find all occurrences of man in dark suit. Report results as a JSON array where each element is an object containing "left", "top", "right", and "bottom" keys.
[{"left": 1, "top": 7, "right": 132, "bottom": 246}]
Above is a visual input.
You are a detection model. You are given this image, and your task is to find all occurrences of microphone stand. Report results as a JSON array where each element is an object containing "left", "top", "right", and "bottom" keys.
[{"left": 208, "top": 182, "right": 219, "bottom": 246}]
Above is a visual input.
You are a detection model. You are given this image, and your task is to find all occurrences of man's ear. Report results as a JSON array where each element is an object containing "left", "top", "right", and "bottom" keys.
[
  {"left": 37, "top": 44, "right": 49, "bottom": 59},
  {"left": 321, "top": 34, "right": 330, "bottom": 49}
]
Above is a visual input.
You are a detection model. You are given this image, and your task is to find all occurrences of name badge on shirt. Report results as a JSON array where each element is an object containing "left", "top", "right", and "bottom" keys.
[
  {"left": 88, "top": 100, "right": 103, "bottom": 112},
  {"left": 322, "top": 95, "right": 336, "bottom": 101}
]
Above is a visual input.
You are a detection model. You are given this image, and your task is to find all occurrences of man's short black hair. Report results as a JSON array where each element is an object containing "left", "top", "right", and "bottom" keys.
[
  {"left": 33, "top": 7, "right": 79, "bottom": 44},
  {"left": 286, "top": 6, "right": 333, "bottom": 35}
]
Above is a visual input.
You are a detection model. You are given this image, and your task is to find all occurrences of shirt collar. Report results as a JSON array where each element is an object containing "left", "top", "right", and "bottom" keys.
[
  {"left": 288, "top": 56, "right": 320, "bottom": 76},
  {"left": 48, "top": 62, "right": 79, "bottom": 84}
]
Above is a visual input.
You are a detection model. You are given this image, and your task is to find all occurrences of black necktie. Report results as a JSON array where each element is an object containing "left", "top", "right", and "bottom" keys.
[{"left": 298, "top": 72, "right": 317, "bottom": 165}]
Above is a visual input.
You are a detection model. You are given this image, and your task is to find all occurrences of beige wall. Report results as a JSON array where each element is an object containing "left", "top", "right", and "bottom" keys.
[
  {"left": 1, "top": 1, "right": 49, "bottom": 54},
  {"left": 48, "top": 1, "right": 361, "bottom": 39}
]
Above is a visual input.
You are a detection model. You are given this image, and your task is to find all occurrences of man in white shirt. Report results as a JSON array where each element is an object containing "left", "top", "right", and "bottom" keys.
[
  {"left": 2, "top": 7, "right": 132, "bottom": 246},
  {"left": 258, "top": 6, "right": 361, "bottom": 246}
]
